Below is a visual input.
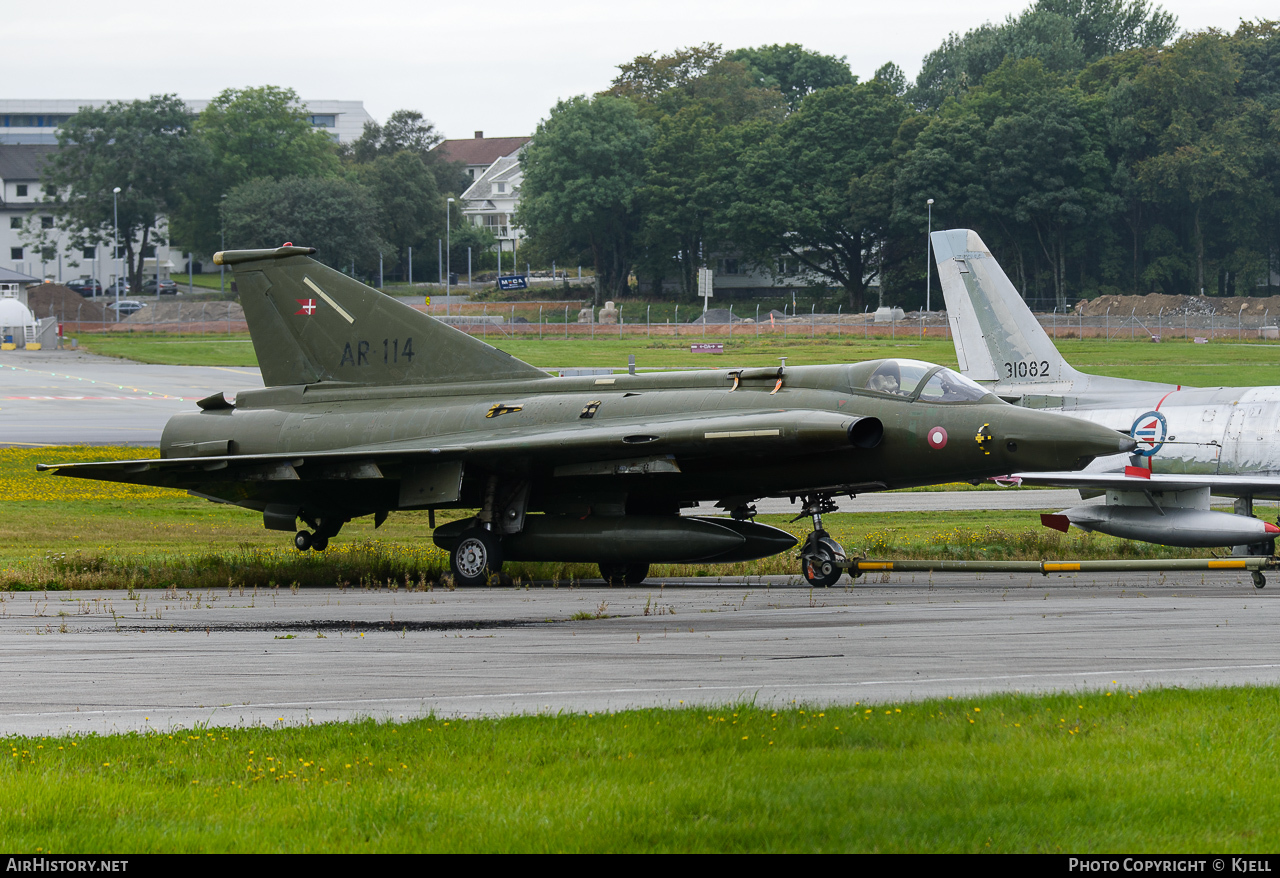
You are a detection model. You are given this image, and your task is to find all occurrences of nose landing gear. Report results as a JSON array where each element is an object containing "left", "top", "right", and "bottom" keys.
[{"left": 794, "top": 494, "right": 846, "bottom": 587}]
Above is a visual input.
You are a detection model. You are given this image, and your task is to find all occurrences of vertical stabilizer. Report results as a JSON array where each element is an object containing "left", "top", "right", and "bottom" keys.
[
  {"left": 215, "top": 246, "right": 548, "bottom": 388},
  {"left": 930, "top": 229, "right": 1081, "bottom": 387}
]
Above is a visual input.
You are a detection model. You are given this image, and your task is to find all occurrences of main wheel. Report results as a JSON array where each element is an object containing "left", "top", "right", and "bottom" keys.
[
  {"left": 294, "top": 530, "right": 313, "bottom": 552},
  {"left": 599, "top": 562, "right": 650, "bottom": 586},
  {"left": 311, "top": 533, "right": 329, "bottom": 552},
  {"left": 451, "top": 528, "right": 503, "bottom": 587},
  {"left": 801, "top": 535, "right": 844, "bottom": 587}
]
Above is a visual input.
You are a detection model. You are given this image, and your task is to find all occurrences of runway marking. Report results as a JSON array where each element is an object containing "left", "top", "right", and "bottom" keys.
[
  {"left": 1, "top": 363, "right": 191, "bottom": 399},
  {"left": 10, "top": 662, "right": 1280, "bottom": 721},
  {"left": 2, "top": 395, "right": 197, "bottom": 401}
]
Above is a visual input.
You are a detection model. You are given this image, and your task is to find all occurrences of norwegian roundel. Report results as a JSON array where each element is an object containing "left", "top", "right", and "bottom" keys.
[
  {"left": 927, "top": 426, "right": 948, "bottom": 449},
  {"left": 1129, "top": 410, "right": 1168, "bottom": 457}
]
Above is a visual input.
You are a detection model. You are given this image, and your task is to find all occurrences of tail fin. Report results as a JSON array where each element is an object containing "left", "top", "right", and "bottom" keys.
[
  {"left": 929, "top": 229, "right": 1080, "bottom": 387},
  {"left": 215, "top": 246, "right": 547, "bottom": 387}
]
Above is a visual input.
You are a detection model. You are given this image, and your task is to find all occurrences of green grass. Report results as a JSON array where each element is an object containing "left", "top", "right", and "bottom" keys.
[
  {"left": 72, "top": 331, "right": 1280, "bottom": 387},
  {"left": 5, "top": 688, "right": 1280, "bottom": 852}
]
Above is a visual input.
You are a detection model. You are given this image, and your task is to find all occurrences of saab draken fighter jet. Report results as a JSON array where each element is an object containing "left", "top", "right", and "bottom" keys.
[
  {"left": 40, "top": 245, "right": 1134, "bottom": 586},
  {"left": 932, "top": 229, "right": 1280, "bottom": 561}
]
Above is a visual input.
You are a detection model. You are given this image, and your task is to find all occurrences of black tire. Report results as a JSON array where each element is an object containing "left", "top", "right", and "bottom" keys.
[
  {"left": 599, "top": 562, "right": 650, "bottom": 586},
  {"left": 294, "top": 530, "right": 312, "bottom": 552},
  {"left": 311, "top": 533, "right": 329, "bottom": 552},
  {"left": 801, "top": 535, "right": 844, "bottom": 587},
  {"left": 451, "top": 528, "right": 503, "bottom": 587}
]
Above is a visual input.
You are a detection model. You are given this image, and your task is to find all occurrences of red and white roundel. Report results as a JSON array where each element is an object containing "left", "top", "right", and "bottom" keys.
[{"left": 927, "top": 426, "right": 948, "bottom": 449}]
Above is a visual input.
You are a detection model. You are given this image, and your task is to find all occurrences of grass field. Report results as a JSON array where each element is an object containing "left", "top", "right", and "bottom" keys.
[
  {"left": 4, "top": 687, "right": 1280, "bottom": 852},
  {"left": 73, "top": 331, "right": 1280, "bottom": 388}
]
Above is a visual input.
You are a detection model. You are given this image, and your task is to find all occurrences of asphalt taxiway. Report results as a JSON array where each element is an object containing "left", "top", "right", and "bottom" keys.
[
  {"left": 0, "top": 348, "right": 264, "bottom": 446},
  {"left": 2, "top": 574, "right": 1276, "bottom": 737}
]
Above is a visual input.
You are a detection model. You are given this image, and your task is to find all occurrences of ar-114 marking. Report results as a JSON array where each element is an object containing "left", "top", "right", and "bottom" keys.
[{"left": 340, "top": 338, "right": 416, "bottom": 367}]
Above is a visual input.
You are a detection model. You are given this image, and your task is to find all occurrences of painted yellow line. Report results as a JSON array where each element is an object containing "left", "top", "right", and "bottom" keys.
[
  {"left": 1207, "top": 559, "right": 1248, "bottom": 569},
  {"left": 856, "top": 562, "right": 894, "bottom": 570},
  {"left": 704, "top": 429, "right": 781, "bottom": 439},
  {"left": 1043, "top": 562, "right": 1081, "bottom": 572}
]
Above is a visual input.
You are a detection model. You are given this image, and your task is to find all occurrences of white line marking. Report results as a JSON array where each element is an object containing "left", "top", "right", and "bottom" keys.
[{"left": 303, "top": 277, "right": 354, "bottom": 324}]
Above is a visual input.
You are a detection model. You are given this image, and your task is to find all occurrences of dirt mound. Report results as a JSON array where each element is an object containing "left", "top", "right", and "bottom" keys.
[
  {"left": 24, "top": 284, "right": 111, "bottom": 323},
  {"left": 1076, "top": 293, "right": 1280, "bottom": 319},
  {"left": 122, "top": 300, "right": 244, "bottom": 324}
]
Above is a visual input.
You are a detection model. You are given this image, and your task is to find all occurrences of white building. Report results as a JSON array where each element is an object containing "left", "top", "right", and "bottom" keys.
[
  {"left": 459, "top": 152, "right": 524, "bottom": 250},
  {"left": 0, "top": 99, "right": 372, "bottom": 145},
  {"left": 0, "top": 144, "right": 176, "bottom": 286}
]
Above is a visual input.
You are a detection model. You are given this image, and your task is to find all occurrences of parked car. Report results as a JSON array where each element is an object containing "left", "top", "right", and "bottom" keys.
[
  {"left": 66, "top": 278, "right": 103, "bottom": 297},
  {"left": 108, "top": 300, "right": 145, "bottom": 317},
  {"left": 140, "top": 278, "right": 179, "bottom": 295}
]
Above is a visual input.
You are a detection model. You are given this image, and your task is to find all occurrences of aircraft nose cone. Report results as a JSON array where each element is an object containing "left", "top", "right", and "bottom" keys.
[{"left": 999, "top": 410, "right": 1140, "bottom": 472}]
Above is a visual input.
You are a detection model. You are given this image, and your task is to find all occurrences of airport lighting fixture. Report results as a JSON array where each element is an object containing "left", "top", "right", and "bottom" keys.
[
  {"left": 446, "top": 197, "right": 454, "bottom": 300},
  {"left": 926, "top": 198, "right": 934, "bottom": 313},
  {"left": 112, "top": 187, "right": 121, "bottom": 322}
]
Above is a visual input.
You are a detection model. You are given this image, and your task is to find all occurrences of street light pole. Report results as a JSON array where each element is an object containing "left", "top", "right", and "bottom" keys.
[
  {"left": 112, "top": 186, "right": 121, "bottom": 322},
  {"left": 219, "top": 193, "right": 227, "bottom": 296},
  {"left": 446, "top": 197, "right": 454, "bottom": 302},
  {"left": 926, "top": 198, "right": 934, "bottom": 313}
]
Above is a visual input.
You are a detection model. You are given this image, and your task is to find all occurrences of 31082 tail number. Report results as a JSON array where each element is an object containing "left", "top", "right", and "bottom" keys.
[{"left": 1005, "top": 360, "right": 1049, "bottom": 379}]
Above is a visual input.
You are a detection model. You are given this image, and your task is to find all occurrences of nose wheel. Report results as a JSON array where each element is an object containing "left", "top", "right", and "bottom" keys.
[{"left": 794, "top": 494, "right": 846, "bottom": 587}]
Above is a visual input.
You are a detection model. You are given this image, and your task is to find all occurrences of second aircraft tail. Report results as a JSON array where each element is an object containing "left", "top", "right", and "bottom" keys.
[{"left": 929, "top": 229, "right": 1082, "bottom": 388}]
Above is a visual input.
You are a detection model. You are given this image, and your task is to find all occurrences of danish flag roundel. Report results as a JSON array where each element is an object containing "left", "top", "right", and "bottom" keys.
[
  {"left": 295, "top": 298, "right": 317, "bottom": 316},
  {"left": 927, "top": 426, "right": 948, "bottom": 449}
]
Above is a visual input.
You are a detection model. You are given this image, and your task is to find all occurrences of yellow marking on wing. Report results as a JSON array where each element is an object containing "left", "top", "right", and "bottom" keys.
[{"left": 704, "top": 429, "right": 781, "bottom": 439}]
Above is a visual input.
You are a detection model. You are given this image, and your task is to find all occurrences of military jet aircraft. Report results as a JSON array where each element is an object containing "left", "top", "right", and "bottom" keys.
[
  {"left": 39, "top": 245, "right": 1134, "bottom": 586},
  {"left": 931, "top": 228, "right": 1280, "bottom": 557}
]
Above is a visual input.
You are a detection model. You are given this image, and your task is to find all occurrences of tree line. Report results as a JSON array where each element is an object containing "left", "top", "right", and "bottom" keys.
[
  {"left": 517, "top": 1, "right": 1280, "bottom": 310},
  {"left": 32, "top": 87, "right": 473, "bottom": 292}
]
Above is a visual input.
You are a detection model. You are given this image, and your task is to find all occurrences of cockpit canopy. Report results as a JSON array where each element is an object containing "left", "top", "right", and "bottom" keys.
[{"left": 848, "top": 359, "right": 991, "bottom": 403}]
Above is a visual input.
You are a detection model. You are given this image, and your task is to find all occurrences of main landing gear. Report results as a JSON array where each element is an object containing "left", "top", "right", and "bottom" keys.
[
  {"left": 795, "top": 494, "right": 847, "bottom": 587},
  {"left": 451, "top": 526, "right": 504, "bottom": 587},
  {"left": 293, "top": 517, "right": 344, "bottom": 552},
  {"left": 599, "top": 563, "right": 650, "bottom": 586}
]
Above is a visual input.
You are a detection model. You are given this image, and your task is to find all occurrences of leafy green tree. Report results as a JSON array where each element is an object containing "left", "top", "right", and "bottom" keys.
[
  {"left": 222, "top": 176, "right": 384, "bottom": 272},
  {"left": 727, "top": 81, "right": 910, "bottom": 310},
  {"left": 518, "top": 95, "right": 654, "bottom": 303},
  {"left": 612, "top": 47, "right": 787, "bottom": 297},
  {"left": 725, "top": 44, "right": 856, "bottom": 109},
  {"left": 349, "top": 110, "right": 443, "bottom": 162},
  {"left": 38, "top": 95, "right": 196, "bottom": 293},
  {"left": 173, "top": 86, "right": 341, "bottom": 256},
  {"left": 912, "top": 0, "right": 1176, "bottom": 109},
  {"left": 354, "top": 150, "right": 445, "bottom": 280},
  {"left": 1128, "top": 31, "right": 1254, "bottom": 294}
]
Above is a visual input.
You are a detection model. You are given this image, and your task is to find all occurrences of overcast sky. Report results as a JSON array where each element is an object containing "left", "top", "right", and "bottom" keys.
[{"left": 8, "top": 1, "right": 1276, "bottom": 140}]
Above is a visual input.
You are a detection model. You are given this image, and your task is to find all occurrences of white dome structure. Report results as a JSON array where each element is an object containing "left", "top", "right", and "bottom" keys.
[
  {"left": 0, "top": 295, "right": 37, "bottom": 345},
  {"left": 0, "top": 296, "right": 35, "bottom": 327}
]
